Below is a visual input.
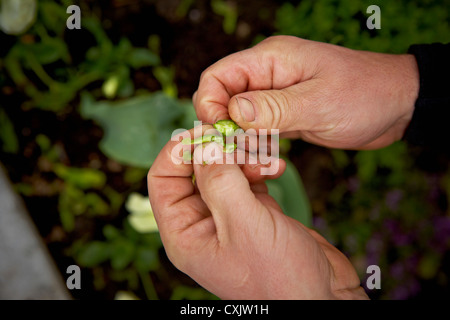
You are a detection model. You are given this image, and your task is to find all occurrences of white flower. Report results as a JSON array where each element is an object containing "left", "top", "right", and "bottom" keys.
[
  {"left": 125, "top": 192, "right": 158, "bottom": 233},
  {"left": 114, "top": 290, "right": 139, "bottom": 300},
  {"left": 0, "top": 0, "right": 37, "bottom": 35}
]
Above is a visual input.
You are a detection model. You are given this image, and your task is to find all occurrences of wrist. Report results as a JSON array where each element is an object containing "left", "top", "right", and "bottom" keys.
[{"left": 394, "top": 53, "right": 420, "bottom": 141}]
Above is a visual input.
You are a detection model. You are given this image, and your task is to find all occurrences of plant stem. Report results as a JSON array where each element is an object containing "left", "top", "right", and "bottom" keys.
[
  {"left": 26, "top": 53, "right": 58, "bottom": 89},
  {"left": 138, "top": 269, "right": 158, "bottom": 300}
]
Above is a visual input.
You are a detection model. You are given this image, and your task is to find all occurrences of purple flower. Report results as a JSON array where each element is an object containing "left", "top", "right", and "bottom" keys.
[
  {"left": 389, "top": 279, "right": 421, "bottom": 300},
  {"left": 365, "top": 233, "right": 384, "bottom": 266},
  {"left": 385, "top": 189, "right": 403, "bottom": 211},
  {"left": 347, "top": 177, "right": 360, "bottom": 193}
]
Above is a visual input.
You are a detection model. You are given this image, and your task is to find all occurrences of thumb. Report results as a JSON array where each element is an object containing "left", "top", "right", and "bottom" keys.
[
  {"left": 228, "top": 82, "right": 318, "bottom": 132},
  {"left": 192, "top": 143, "right": 266, "bottom": 242}
]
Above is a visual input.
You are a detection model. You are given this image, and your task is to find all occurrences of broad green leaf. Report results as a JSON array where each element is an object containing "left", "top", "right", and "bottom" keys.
[
  {"left": 110, "top": 239, "right": 135, "bottom": 270},
  {"left": 266, "top": 158, "right": 312, "bottom": 227},
  {"left": 80, "top": 92, "right": 191, "bottom": 168},
  {"left": 77, "top": 241, "right": 111, "bottom": 267}
]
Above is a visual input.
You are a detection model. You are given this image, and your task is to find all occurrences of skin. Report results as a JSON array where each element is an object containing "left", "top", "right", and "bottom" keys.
[
  {"left": 148, "top": 36, "right": 420, "bottom": 299},
  {"left": 193, "top": 36, "right": 419, "bottom": 149}
]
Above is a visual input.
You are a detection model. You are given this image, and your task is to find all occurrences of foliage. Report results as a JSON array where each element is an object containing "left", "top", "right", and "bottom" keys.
[
  {"left": 80, "top": 92, "right": 197, "bottom": 168},
  {"left": 0, "top": 0, "right": 198, "bottom": 299},
  {"left": 275, "top": 0, "right": 450, "bottom": 53},
  {"left": 2, "top": 0, "right": 162, "bottom": 111},
  {"left": 0, "top": 0, "right": 311, "bottom": 300},
  {"left": 275, "top": 0, "right": 450, "bottom": 299},
  {"left": 1, "top": 0, "right": 449, "bottom": 300}
]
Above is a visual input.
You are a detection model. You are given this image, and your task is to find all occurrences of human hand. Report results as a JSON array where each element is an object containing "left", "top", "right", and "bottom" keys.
[
  {"left": 193, "top": 36, "right": 419, "bottom": 149},
  {"left": 147, "top": 127, "right": 369, "bottom": 299}
]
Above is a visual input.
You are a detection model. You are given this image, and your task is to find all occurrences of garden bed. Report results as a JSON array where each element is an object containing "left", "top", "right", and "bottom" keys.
[{"left": 1, "top": 0, "right": 450, "bottom": 300}]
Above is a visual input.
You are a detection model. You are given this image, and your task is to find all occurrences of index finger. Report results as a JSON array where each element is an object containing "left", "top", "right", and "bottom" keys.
[
  {"left": 193, "top": 36, "right": 315, "bottom": 124},
  {"left": 193, "top": 48, "right": 273, "bottom": 124},
  {"left": 147, "top": 126, "right": 213, "bottom": 229}
]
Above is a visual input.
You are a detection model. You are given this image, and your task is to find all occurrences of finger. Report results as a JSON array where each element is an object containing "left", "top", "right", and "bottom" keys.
[
  {"left": 228, "top": 78, "right": 326, "bottom": 133},
  {"left": 235, "top": 132, "right": 278, "bottom": 155},
  {"left": 194, "top": 36, "right": 321, "bottom": 127},
  {"left": 194, "top": 37, "right": 306, "bottom": 124},
  {"left": 148, "top": 125, "right": 214, "bottom": 234},
  {"left": 194, "top": 142, "right": 286, "bottom": 183},
  {"left": 249, "top": 182, "right": 268, "bottom": 194},
  {"left": 239, "top": 152, "right": 286, "bottom": 184},
  {"left": 192, "top": 143, "right": 268, "bottom": 242}
]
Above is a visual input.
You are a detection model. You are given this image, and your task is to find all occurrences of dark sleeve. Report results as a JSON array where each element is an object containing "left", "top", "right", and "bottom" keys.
[{"left": 402, "top": 43, "right": 450, "bottom": 148}]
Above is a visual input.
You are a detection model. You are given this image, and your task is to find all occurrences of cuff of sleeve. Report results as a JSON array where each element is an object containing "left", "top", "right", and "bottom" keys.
[{"left": 402, "top": 43, "right": 450, "bottom": 147}]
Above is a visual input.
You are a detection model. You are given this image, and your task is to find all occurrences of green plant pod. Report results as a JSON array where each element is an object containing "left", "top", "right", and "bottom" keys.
[
  {"left": 182, "top": 134, "right": 216, "bottom": 145},
  {"left": 182, "top": 120, "right": 239, "bottom": 153},
  {"left": 223, "top": 143, "right": 237, "bottom": 153},
  {"left": 213, "top": 119, "right": 240, "bottom": 137}
]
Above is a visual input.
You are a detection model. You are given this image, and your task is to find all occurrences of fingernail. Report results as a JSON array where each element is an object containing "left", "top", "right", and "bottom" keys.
[{"left": 237, "top": 97, "right": 255, "bottom": 122}]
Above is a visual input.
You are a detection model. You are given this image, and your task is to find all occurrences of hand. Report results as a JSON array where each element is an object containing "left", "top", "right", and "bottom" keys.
[
  {"left": 193, "top": 36, "right": 419, "bottom": 149},
  {"left": 147, "top": 127, "right": 369, "bottom": 299}
]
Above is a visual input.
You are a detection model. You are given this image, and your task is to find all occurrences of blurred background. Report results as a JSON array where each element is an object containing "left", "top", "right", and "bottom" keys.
[{"left": 0, "top": 0, "right": 450, "bottom": 300}]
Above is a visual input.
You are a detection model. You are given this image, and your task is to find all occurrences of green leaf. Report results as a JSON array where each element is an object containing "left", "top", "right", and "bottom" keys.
[
  {"left": 27, "top": 37, "right": 68, "bottom": 65},
  {"left": 39, "top": 1, "right": 67, "bottom": 34},
  {"left": 134, "top": 247, "right": 159, "bottom": 272},
  {"left": 211, "top": 0, "right": 238, "bottom": 34},
  {"left": 77, "top": 241, "right": 111, "bottom": 267},
  {"left": 80, "top": 92, "right": 191, "bottom": 168},
  {"left": 53, "top": 163, "right": 106, "bottom": 189},
  {"left": 152, "top": 66, "right": 178, "bottom": 97},
  {"left": 103, "top": 225, "right": 121, "bottom": 241},
  {"left": 0, "top": 108, "right": 19, "bottom": 153},
  {"left": 266, "top": 158, "right": 312, "bottom": 227},
  {"left": 128, "top": 49, "right": 160, "bottom": 69},
  {"left": 59, "top": 205, "right": 75, "bottom": 232},
  {"left": 110, "top": 239, "right": 135, "bottom": 270}
]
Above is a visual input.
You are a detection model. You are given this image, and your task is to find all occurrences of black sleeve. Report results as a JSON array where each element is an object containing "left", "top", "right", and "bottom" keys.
[{"left": 402, "top": 43, "right": 450, "bottom": 148}]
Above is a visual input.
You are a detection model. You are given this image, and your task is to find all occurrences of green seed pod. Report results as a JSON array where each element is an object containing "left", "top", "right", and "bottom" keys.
[
  {"left": 213, "top": 120, "right": 240, "bottom": 137},
  {"left": 182, "top": 134, "right": 215, "bottom": 145},
  {"left": 182, "top": 120, "right": 241, "bottom": 158},
  {"left": 223, "top": 143, "right": 237, "bottom": 153}
]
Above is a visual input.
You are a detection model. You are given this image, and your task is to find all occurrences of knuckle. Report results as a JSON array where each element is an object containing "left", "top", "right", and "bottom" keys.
[
  {"left": 199, "top": 69, "right": 209, "bottom": 84},
  {"left": 259, "top": 91, "right": 285, "bottom": 130}
]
